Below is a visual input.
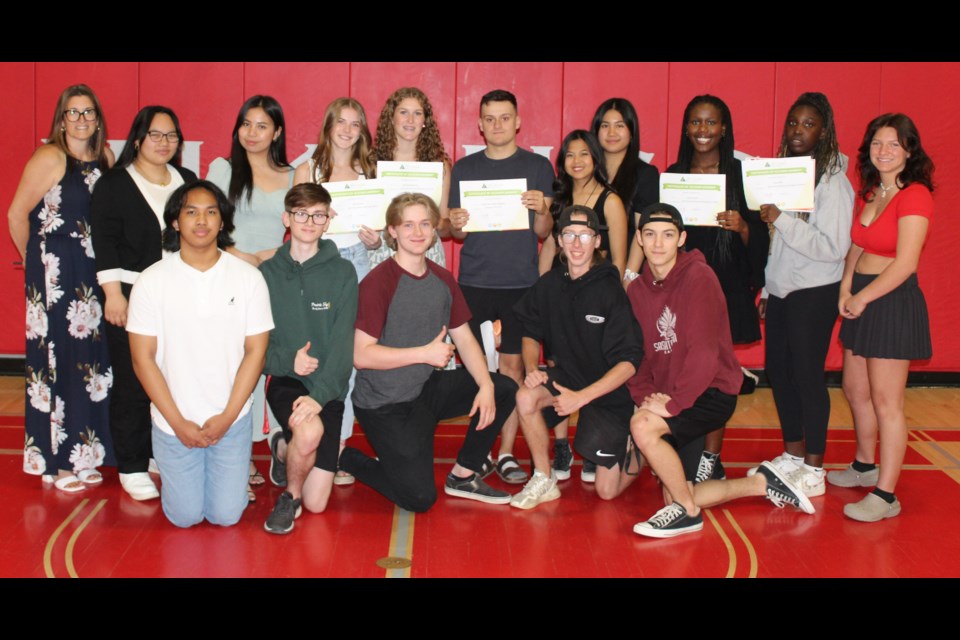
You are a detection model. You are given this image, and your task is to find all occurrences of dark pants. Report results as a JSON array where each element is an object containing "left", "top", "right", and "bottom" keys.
[
  {"left": 340, "top": 369, "right": 517, "bottom": 512},
  {"left": 765, "top": 281, "right": 840, "bottom": 456},
  {"left": 105, "top": 313, "right": 153, "bottom": 474}
]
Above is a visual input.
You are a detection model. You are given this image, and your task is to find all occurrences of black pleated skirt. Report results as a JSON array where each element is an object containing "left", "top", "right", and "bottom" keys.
[{"left": 839, "top": 273, "right": 932, "bottom": 360}]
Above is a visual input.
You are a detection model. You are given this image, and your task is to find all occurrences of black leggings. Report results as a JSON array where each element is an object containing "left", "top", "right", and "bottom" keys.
[
  {"left": 764, "top": 281, "right": 840, "bottom": 457},
  {"left": 340, "top": 369, "right": 517, "bottom": 512},
  {"left": 105, "top": 319, "right": 153, "bottom": 473}
]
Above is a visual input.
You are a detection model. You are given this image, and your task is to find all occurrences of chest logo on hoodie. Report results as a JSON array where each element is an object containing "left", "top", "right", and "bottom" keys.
[
  {"left": 311, "top": 301, "right": 331, "bottom": 311},
  {"left": 585, "top": 315, "right": 605, "bottom": 324},
  {"left": 654, "top": 305, "right": 677, "bottom": 354}
]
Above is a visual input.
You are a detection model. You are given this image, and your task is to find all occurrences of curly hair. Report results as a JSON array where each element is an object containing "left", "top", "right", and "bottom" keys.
[
  {"left": 308, "top": 98, "right": 376, "bottom": 183},
  {"left": 856, "top": 112, "right": 935, "bottom": 202},
  {"left": 48, "top": 84, "right": 110, "bottom": 167},
  {"left": 777, "top": 92, "right": 842, "bottom": 185},
  {"left": 373, "top": 87, "right": 450, "bottom": 164}
]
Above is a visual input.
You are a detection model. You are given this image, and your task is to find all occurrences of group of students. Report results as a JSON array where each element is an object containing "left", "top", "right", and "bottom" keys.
[{"left": 9, "top": 81, "right": 934, "bottom": 538}]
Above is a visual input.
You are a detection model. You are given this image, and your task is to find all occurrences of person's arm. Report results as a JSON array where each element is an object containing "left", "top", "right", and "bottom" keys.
[
  {"left": 90, "top": 171, "right": 132, "bottom": 327},
  {"left": 448, "top": 322, "right": 497, "bottom": 430},
  {"left": 437, "top": 159, "right": 453, "bottom": 238},
  {"left": 552, "top": 361, "right": 637, "bottom": 417},
  {"left": 354, "top": 326, "right": 454, "bottom": 370},
  {"left": 447, "top": 162, "right": 468, "bottom": 241},
  {"left": 843, "top": 215, "right": 929, "bottom": 318},
  {"left": 761, "top": 174, "right": 854, "bottom": 263},
  {"left": 527, "top": 191, "right": 554, "bottom": 240},
  {"left": 129, "top": 332, "right": 208, "bottom": 448},
  {"left": 521, "top": 336, "right": 548, "bottom": 387},
  {"left": 366, "top": 230, "right": 393, "bottom": 268},
  {"left": 7, "top": 146, "right": 62, "bottom": 261},
  {"left": 538, "top": 233, "right": 557, "bottom": 275},
  {"left": 293, "top": 162, "right": 313, "bottom": 186},
  {"left": 226, "top": 246, "right": 262, "bottom": 267},
  {"left": 838, "top": 243, "right": 864, "bottom": 319},
  {"left": 603, "top": 192, "right": 628, "bottom": 279},
  {"left": 200, "top": 331, "right": 270, "bottom": 444},
  {"left": 624, "top": 212, "right": 643, "bottom": 288}
]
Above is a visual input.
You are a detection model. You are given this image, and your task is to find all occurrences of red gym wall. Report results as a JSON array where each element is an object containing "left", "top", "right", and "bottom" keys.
[{"left": 1, "top": 62, "right": 957, "bottom": 372}]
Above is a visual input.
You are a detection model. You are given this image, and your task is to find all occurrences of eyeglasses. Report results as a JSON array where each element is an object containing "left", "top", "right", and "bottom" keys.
[
  {"left": 146, "top": 130, "right": 181, "bottom": 144},
  {"left": 288, "top": 210, "right": 330, "bottom": 224},
  {"left": 63, "top": 108, "right": 98, "bottom": 122},
  {"left": 560, "top": 231, "right": 597, "bottom": 245}
]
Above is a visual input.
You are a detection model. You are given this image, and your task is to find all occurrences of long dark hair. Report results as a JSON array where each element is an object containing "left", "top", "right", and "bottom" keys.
[
  {"left": 161, "top": 180, "right": 236, "bottom": 252},
  {"left": 228, "top": 95, "right": 291, "bottom": 204},
  {"left": 591, "top": 98, "right": 641, "bottom": 207},
  {"left": 857, "top": 113, "right": 935, "bottom": 201},
  {"left": 116, "top": 106, "right": 184, "bottom": 169},
  {"left": 778, "top": 92, "right": 842, "bottom": 186},
  {"left": 550, "top": 130, "right": 611, "bottom": 219}
]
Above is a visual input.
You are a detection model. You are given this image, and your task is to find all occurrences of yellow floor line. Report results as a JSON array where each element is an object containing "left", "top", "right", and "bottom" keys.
[
  {"left": 703, "top": 508, "right": 736, "bottom": 578},
  {"left": 384, "top": 506, "right": 415, "bottom": 578},
  {"left": 43, "top": 500, "right": 88, "bottom": 578},
  {"left": 64, "top": 499, "right": 107, "bottom": 578},
  {"left": 723, "top": 509, "right": 758, "bottom": 578}
]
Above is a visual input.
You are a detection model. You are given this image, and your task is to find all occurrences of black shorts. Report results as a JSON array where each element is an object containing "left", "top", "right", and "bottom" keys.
[
  {"left": 266, "top": 376, "right": 344, "bottom": 473},
  {"left": 460, "top": 285, "right": 528, "bottom": 355},
  {"left": 663, "top": 387, "right": 736, "bottom": 452},
  {"left": 540, "top": 368, "right": 633, "bottom": 470}
]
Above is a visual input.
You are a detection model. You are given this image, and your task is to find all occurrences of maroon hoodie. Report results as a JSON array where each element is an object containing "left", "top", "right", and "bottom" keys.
[{"left": 626, "top": 249, "right": 742, "bottom": 416}]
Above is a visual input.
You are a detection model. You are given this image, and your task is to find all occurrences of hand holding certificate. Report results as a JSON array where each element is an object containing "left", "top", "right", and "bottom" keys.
[
  {"left": 741, "top": 156, "right": 815, "bottom": 211},
  {"left": 458, "top": 178, "right": 529, "bottom": 232},
  {"left": 376, "top": 161, "right": 444, "bottom": 207},
  {"left": 659, "top": 173, "right": 725, "bottom": 226},
  {"left": 323, "top": 179, "right": 389, "bottom": 234}
]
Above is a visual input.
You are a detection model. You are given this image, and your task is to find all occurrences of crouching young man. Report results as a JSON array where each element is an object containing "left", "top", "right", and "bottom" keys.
[
  {"left": 338, "top": 193, "right": 519, "bottom": 512},
  {"left": 259, "top": 184, "right": 358, "bottom": 534},
  {"left": 627, "top": 204, "right": 813, "bottom": 538},
  {"left": 127, "top": 182, "right": 273, "bottom": 527},
  {"left": 510, "top": 205, "right": 645, "bottom": 509}
]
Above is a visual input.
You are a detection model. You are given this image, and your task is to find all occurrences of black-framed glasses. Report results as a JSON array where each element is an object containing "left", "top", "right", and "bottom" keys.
[
  {"left": 288, "top": 210, "right": 330, "bottom": 224},
  {"left": 63, "top": 108, "right": 98, "bottom": 122},
  {"left": 559, "top": 231, "right": 596, "bottom": 245},
  {"left": 146, "top": 130, "right": 181, "bottom": 144}
]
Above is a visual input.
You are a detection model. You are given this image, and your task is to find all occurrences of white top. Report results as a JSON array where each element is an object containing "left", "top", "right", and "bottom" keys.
[{"left": 126, "top": 251, "right": 275, "bottom": 436}]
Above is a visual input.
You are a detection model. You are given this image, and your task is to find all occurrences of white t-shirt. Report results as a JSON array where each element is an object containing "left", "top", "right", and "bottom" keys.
[{"left": 126, "top": 251, "right": 275, "bottom": 436}]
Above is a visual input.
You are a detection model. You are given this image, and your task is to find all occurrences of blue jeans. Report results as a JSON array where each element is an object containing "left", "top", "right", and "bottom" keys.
[
  {"left": 339, "top": 242, "right": 370, "bottom": 441},
  {"left": 152, "top": 411, "right": 253, "bottom": 528}
]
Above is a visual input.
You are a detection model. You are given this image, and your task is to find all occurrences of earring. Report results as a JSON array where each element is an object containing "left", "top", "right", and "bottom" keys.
[{"left": 61, "top": 125, "right": 65, "bottom": 132}]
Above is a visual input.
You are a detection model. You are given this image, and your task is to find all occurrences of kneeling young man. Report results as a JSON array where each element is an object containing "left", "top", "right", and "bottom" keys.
[
  {"left": 128, "top": 182, "right": 273, "bottom": 528},
  {"left": 627, "top": 204, "right": 813, "bottom": 538},
  {"left": 510, "top": 205, "right": 644, "bottom": 509},
  {"left": 259, "top": 184, "right": 358, "bottom": 534},
  {"left": 339, "top": 193, "right": 518, "bottom": 512}
]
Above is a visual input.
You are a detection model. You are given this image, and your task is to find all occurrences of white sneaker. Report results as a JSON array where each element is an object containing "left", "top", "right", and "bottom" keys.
[
  {"left": 509, "top": 470, "right": 560, "bottom": 510},
  {"left": 747, "top": 453, "right": 802, "bottom": 478},
  {"left": 789, "top": 466, "right": 826, "bottom": 497},
  {"left": 119, "top": 472, "right": 160, "bottom": 501}
]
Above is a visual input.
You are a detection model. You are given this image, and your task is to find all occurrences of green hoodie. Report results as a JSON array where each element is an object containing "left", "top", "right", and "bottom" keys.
[{"left": 259, "top": 239, "right": 358, "bottom": 406}]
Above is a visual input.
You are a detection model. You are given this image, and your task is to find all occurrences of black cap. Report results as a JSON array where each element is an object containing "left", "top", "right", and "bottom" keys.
[
  {"left": 556, "top": 205, "right": 600, "bottom": 233},
  {"left": 638, "top": 202, "right": 685, "bottom": 232}
]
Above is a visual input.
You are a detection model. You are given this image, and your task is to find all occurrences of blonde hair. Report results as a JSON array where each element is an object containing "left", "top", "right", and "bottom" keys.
[
  {"left": 309, "top": 97, "right": 376, "bottom": 183},
  {"left": 384, "top": 192, "right": 440, "bottom": 251}
]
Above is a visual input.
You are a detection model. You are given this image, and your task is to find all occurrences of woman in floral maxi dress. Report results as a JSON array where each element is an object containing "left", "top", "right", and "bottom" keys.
[{"left": 8, "top": 85, "right": 115, "bottom": 491}]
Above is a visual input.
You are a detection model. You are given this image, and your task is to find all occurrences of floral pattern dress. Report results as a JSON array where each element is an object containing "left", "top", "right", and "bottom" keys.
[{"left": 23, "top": 159, "right": 114, "bottom": 476}]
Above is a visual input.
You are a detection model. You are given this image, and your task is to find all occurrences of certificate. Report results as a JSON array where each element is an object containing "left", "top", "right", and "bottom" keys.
[
  {"left": 376, "top": 161, "right": 444, "bottom": 207},
  {"left": 322, "top": 179, "right": 389, "bottom": 234},
  {"left": 658, "top": 173, "right": 725, "bottom": 226},
  {"left": 459, "top": 179, "right": 529, "bottom": 232},
  {"left": 741, "top": 156, "right": 815, "bottom": 211}
]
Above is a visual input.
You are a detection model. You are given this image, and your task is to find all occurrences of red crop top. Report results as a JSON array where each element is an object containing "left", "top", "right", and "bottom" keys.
[{"left": 850, "top": 183, "right": 933, "bottom": 258}]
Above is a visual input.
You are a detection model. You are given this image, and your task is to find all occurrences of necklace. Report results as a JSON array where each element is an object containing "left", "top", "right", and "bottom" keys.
[
  {"left": 878, "top": 182, "right": 897, "bottom": 199},
  {"left": 575, "top": 179, "right": 600, "bottom": 206},
  {"left": 133, "top": 161, "right": 171, "bottom": 187}
]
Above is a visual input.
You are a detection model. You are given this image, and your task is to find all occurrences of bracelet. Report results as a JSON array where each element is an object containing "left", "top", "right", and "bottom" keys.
[{"left": 623, "top": 269, "right": 639, "bottom": 282}]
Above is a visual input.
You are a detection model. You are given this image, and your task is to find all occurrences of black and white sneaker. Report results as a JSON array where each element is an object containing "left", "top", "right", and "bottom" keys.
[
  {"left": 268, "top": 431, "right": 287, "bottom": 487},
  {"left": 695, "top": 452, "right": 726, "bottom": 484},
  {"left": 633, "top": 502, "right": 704, "bottom": 538},
  {"left": 553, "top": 439, "right": 573, "bottom": 480},
  {"left": 757, "top": 461, "right": 815, "bottom": 514},
  {"left": 444, "top": 472, "right": 511, "bottom": 505},
  {"left": 581, "top": 459, "right": 597, "bottom": 483},
  {"left": 264, "top": 491, "right": 302, "bottom": 534}
]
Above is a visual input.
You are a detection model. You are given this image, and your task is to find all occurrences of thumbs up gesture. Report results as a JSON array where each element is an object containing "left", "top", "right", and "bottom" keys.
[
  {"left": 423, "top": 326, "right": 456, "bottom": 368},
  {"left": 294, "top": 341, "right": 320, "bottom": 376}
]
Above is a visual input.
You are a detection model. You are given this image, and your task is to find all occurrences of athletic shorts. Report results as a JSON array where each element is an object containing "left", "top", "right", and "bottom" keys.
[
  {"left": 460, "top": 285, "right": 528, "bottom": 355},
  {"left": 663, "top": 387, "right": 736, "bottom": 452},
  {"left": 266, "top": 376, "right": 344, "bottom": 472}
]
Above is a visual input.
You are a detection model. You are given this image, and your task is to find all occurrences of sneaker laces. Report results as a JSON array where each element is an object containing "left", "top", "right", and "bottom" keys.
[
  {"left": 647, "top": 503, "right": 685, "bottom": 527},
  {"left": 695, "top": 455, "right": 716, "bottom": 484},
  {"left": 523, "top": 472, "right": 550, "bottom": 497},
  {"left": 765, "top": 486, "right": 798, "bottom": 509}
]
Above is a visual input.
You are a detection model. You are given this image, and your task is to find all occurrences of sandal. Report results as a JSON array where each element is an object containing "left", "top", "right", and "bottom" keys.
[
  {"left": 478, "top": 456, "right": 496, "bottom": 479},
  {"left": 54, "top": 474, "right": 86, "bottom": 493},
  {"left": 333, "top": 469, "right": 355, "bottom": 486},
  {"left": 495, "top": 455, "right": 529, "bottom": 485},
  {"left": 249, "top": 461, "right": 266, "bottom": 487},
  {"left": 77, "top": 469, "right": 103, "bottom": 486}
]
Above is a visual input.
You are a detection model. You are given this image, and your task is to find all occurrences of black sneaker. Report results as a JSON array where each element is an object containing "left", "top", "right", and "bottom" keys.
[
  {"left": 695, "top": 452, "right": 726, "bottom": 484},
  {"left": 444, "top": 472, "right": 511, "bottom": 505},
  {"left": 633, "top": 502, "right": 704, "bottom": 538},
  {"left": 581, "top": 459, "right": 597, "bottom": 483},
  {"left": 269, "top": 431, "right": 287, "bottom": 487},
  {"left": 713, "top": 457, "right": 726, "bottom": 480},
  {"left": 553, "top": 439, "right": 573, "bottom": 480},
  {"left": 757, "top": 461, "right": 815, "bottom": 514},
  {"left": 264, "top": 491, "right": 302, "bottom": 534}
]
